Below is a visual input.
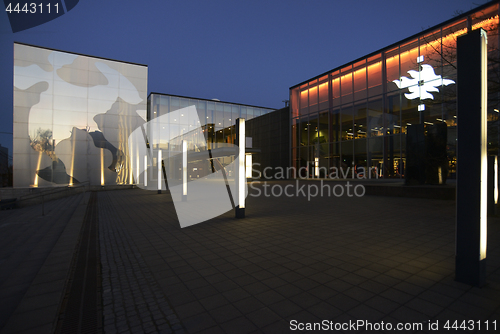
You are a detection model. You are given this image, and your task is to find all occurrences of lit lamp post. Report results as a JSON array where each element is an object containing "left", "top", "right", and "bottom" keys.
[
  {"left": 182, "top": 140, "right": 188, "bottom": 201},
  {"left": 157, "top": 149, "right": 162, "bottom": 194},
  {"left": 456, "top": 28, "right": 488, "bottom": 286},
  {"left": 144, "top": 155, "right": 148, "bottom": 187},
  {"left": 235, "top": 118, "right": 245, "bottom": 218}
]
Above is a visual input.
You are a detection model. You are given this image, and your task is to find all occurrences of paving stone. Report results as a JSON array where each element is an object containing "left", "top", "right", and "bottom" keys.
[
  {"left": 247, "top": 307, "right": 282, "bottom": 328},
  {"left": 98, "top": 192, "right": 181, "bottom": 333},
  {"left": 3, "top": 184, "right": 500, "bottom": 333},
  {"left": 0, "top": 193, "right": 85, "bottom": 333}
]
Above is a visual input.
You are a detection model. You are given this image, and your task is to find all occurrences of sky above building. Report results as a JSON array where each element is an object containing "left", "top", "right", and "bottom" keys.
[{"left": 0, "top": 0, "right": 490, "bottom": 161}]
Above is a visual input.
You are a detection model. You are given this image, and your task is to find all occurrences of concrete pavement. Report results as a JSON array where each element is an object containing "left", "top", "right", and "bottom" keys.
[{"left": 0, "top": 180, "right": 499, "bottom": 333}]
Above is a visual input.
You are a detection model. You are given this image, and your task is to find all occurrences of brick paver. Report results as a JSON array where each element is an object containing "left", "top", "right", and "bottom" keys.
[
  {"left": 1, "top": 179, "right": 499, "bottom": 333},
  {"left": 99, "top": 191, "right": 184, "bottom": 334},
  {"left": 102, "top": 180, "right": 500, "bottom": 333},
  {"left": 0, "top": 193, "right": 85, "bottom": 333}
]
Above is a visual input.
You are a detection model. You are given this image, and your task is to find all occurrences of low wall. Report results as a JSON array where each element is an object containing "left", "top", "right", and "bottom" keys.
[{"left": 0, "top": 184, "right": 136, "bottom": 209}]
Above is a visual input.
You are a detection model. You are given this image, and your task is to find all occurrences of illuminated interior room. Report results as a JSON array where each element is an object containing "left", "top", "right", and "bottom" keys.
[
  {"left": 12, "top": 45, "right": 274, "bottom": 189},
  {"left": 147, "top": 93, "right": 274, "bottom": 185}
]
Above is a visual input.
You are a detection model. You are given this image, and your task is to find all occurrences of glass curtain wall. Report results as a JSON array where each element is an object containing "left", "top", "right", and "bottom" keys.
[
  {"left": 148, "top": 93, "right": 274, "bottom": 183},
  {"left": 13, "top": 43, "right": 148, "bottom": 187},
  {"left": 290, "top": 2, "right": 500, "bottom": 179}
]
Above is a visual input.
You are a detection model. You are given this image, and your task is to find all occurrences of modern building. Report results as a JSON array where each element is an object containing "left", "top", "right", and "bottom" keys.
[
  {"left": 12, "top": 43, "right": 274, "bottom": 188},
  {"left": 14, "top": 1, "right": 500, "bottom": 188},
  {"left": 147, "top": 93, "right": 274, "bottom": 183},
  {"left": 148, "top": 93, "right": 274, "bottom": 148},
  {"left": 13, "top": 42, "right": 148, "bottom": 188},
  {"left": 289, "top": 0, "right": 500, "bottom": 180}
]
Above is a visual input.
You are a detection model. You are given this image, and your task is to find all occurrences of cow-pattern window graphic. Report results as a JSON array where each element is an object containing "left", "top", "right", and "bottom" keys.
[{"left": 13, "top": 43, "right": 148, "bottom": 187}]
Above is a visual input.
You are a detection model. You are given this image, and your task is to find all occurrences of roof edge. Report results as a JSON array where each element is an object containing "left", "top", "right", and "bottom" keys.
[
  {"left": 148, "top": 92, "right": 276, "bottom": 110},
  {"left": 14, "top": 41, "right": 148, "bottom": 67},
  {"left": 289, "top": 0, "right": 499, "bottom": 89}
]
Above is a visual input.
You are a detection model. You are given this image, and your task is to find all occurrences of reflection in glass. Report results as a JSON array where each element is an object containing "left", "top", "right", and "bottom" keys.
[
  {"left": 13, "top": 43, "right": 148, "bottom": 187},
  {"left": 290, "top": 4, "right": 500, "bottom": 179}
]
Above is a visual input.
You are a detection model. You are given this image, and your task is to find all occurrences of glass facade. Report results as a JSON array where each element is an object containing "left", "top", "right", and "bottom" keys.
[
  {"left": 13, "top": 43, "right": 148, "bottom": 187},
  {"left": 149, "top": 94, "right": 274, "bottom": 147},
  {"left": 290, "top": 3, "right": 500, "bottom": 179}
]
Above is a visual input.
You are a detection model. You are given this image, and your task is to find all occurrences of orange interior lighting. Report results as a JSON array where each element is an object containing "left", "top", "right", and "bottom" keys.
[{"left": 298, "top": 14, "right": 498, "bottom": 107}]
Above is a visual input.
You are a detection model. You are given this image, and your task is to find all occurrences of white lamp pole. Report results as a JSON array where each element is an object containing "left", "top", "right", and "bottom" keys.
[
  {"left": 236, "top": 118, "right": 245, "bottom": 218},
  {"left": 157, "top": 149, "right": 162, "bottom": 194},
  {"left": 182, "top": 140, "right": 188, "bottom": 201},
  {"left": 144, "top": 155, "right": 148, "bottom": 187}
]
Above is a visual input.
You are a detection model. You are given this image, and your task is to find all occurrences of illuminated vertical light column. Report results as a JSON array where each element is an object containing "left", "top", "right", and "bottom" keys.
[
  {"left": 129, "top": 141, "right": 134, "bottom": 184},
  {"left": 314, "top": 157, "right": 319, "bottom": 178},
  {"left": 456, "top": 28, "right": 488, "bottom": 286},
  {"left": 495, "top": 156, "right": 498, "bottom": 205},
  {"left": 417, "top": 55, "right": 426, "bottom": 120},
  {"left": 135, "top": 143, "right": 139, "bottom": 185},
  {"left": 100, "top": 148, "right": 105, "bottom": 186},
  {"left": 128, "top": 140, "right": 134, "bottom": 184},
  {"left": 245, "top": 154, "right": 252, "bottom": 178},
  {"left": 144, "top": 155, "right": 148, "bottom": 187},
  {"left": 235, "top": 118, "right": 245, "bottom": 218},
  {"left": 157, "top": 149, "right": 162, "bottom": 194},
  {"left": 69, "top": 134, "right": 76, "bottom": 186},
  {"left": 136, "top": 156, "right": 139, "bottom": 184},
  {"left": 182, "top": 140, "right": 188, "bottom": 201}
]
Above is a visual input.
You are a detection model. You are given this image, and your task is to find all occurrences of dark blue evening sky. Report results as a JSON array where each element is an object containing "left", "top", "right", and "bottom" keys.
[{"left": 0, "top": 0, "right": 488, "bottom": 162}]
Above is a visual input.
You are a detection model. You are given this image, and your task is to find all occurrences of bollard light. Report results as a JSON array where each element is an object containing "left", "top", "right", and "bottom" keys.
[
  {"left": 314, "top": 157, "right": 319, "bottom": 178},
  {"left": 158, "top": 149, "right": 162, "bottom": 194},
  {"left": 236, "top": 118, "right": 245, "bottom": 218},
  {"left": 245, "top": 154, "right": 252, "bottom": 178},
  {"left": 182, "top": 140, "right": 188, "bottom": 201},
  {"left": 144, "top": 155, "right": 148, "bottom": 187},
  {"left": 495, "top": 156, "right": 498, "bottom": 205}
]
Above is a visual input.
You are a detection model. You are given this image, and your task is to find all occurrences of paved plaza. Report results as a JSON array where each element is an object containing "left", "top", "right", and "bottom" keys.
[{"left": 1, "top": 180, "right": 499, "bottom": 333}]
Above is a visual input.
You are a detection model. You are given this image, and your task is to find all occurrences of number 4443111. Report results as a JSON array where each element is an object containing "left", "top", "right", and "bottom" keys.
[
  {"left": 5, "top": 3, "right": 59, "bottom": 14},
  {"left": 444, "top": 320, "right": 496, "bottom": 331}
]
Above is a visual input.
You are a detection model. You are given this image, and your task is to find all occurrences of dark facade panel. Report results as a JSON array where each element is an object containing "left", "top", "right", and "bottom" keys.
[{"left": 247, "top": 107, "right": 290, "bottom": 179}]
